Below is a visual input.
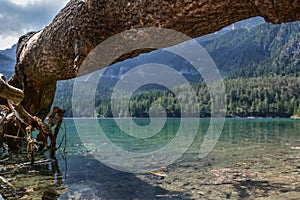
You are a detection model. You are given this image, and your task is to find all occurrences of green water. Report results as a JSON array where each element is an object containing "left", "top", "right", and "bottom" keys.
[
  {"left": 62, "top": 118, "right": 300, "bottom": 154},
  {"left": 1, "top": 118, "right": 300, "bottom": 199}
]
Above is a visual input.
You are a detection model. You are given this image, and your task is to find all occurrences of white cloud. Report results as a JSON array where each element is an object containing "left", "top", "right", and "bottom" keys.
[
  {"left": 0, "top": 35, "right": 18, "bottom": 50},
  {"left": 9, "top": 0, "right": 39, "bottom": 6},
  {"left": 0, "top": 0, "right": 69, "bottom": 50}
]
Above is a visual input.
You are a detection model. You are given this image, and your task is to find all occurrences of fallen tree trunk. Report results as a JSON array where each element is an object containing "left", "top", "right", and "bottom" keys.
[
  {"left": 0, "top": 0, "right": 300, "bottom": 152},
  {"left": 5, "top": 0, "right": 300, "bottom": 119}
]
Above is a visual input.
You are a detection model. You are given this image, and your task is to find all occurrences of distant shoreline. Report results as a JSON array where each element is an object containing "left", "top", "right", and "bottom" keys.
[
  {"left": 291, "top": 115, "right": 300, "bottom": 119},
  {"left": 63, "top": 117, "right": 296, "bottom": 120}
]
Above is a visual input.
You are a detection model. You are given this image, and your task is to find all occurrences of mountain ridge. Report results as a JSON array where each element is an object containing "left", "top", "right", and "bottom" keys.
[{"left": 0, "top": 44, "right": 16, "bottom": 78}]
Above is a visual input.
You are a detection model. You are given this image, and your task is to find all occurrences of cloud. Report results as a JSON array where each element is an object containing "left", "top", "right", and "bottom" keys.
[{"left": 0, "top": 0, "right": 68, "bottom": 49}]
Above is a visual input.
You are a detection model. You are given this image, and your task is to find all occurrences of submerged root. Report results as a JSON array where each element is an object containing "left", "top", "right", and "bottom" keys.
[{"left": 0, "top": 105, "right": 66, "bottom": 163}]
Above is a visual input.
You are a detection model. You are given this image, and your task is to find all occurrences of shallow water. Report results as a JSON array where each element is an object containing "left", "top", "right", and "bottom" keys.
[{"left": 0, "top": 118, "right": 300, "bottom": 199}]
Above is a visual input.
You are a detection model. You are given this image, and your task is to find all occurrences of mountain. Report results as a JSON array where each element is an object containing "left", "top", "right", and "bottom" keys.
[
  {"left": 201, "top": 21, "right": 300, "bottom": 78},
  {"left": 222, "top": 17, "right": 265, "bottom": 31},
  {"left": 0, "top": 44, "right": 17, "bottom": 78},
  {"left": 1, "top": 44, "right": 17, "bottom": 59},
  {"left": 196, "top": 17, "right": 265, "bottom": 43}
]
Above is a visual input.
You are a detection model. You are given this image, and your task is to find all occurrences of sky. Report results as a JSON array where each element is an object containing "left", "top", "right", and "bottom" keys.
[{"left": 0, "top": 0, "right": 69, "bottom": 50}]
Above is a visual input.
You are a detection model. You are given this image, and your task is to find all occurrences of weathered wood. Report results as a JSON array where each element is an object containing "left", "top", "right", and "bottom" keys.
[{"left": 0, "top": 74, "right": 24, "bottom": 105}]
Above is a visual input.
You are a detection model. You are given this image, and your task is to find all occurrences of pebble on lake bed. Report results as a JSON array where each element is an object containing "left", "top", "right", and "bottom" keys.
[
  {"left": 146, "top": 171, "right": 168, "bottom": 180},
  {"left": 290, "top": 147, "right": 300, "bottom": 150}
]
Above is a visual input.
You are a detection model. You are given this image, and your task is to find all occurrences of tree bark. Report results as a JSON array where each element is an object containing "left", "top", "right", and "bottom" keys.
[{"left": 2, "top": 0, "right": 300, "bottom": 119}]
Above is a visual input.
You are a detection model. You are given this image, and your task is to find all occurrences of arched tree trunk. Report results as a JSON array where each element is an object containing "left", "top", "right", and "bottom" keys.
[
  {"left": 0, "top": 0, "right": 300, "bottom": 151},
  {"left": 5, "top": 0, "right": 300, "bottom": 119}
]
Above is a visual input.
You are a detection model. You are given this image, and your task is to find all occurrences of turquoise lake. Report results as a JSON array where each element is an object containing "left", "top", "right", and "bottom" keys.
[{"left": 1, "top": 118, "right": 300, "bottom": 199}]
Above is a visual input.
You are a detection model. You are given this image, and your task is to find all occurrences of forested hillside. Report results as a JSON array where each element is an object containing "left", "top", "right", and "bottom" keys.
[
  {"left": 202, "top": 22, "right": 300, "bottom": 78},
  {"left": 54, "top": 76, "right": 300, "bottom": 118}
]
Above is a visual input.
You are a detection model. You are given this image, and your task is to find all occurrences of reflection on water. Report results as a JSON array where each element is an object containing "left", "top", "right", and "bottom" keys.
[{"left": 0, "top": 118, "right": 300, "bottom": 199}]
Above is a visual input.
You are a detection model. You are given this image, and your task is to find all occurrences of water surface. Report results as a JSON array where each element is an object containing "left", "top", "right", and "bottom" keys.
[{"left": 1, "top": 118, "right": 300, "bottom": 199}]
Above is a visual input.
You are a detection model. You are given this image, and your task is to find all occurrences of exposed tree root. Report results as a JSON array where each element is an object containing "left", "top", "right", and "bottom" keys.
[{"left": 0, "top": 73, "right": 66, "bottom": 163}]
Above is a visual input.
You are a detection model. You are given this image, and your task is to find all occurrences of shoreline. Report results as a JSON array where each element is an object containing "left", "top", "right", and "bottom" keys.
[{"left": 65, "top": 116, "right": 296, "bottom": 119}]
